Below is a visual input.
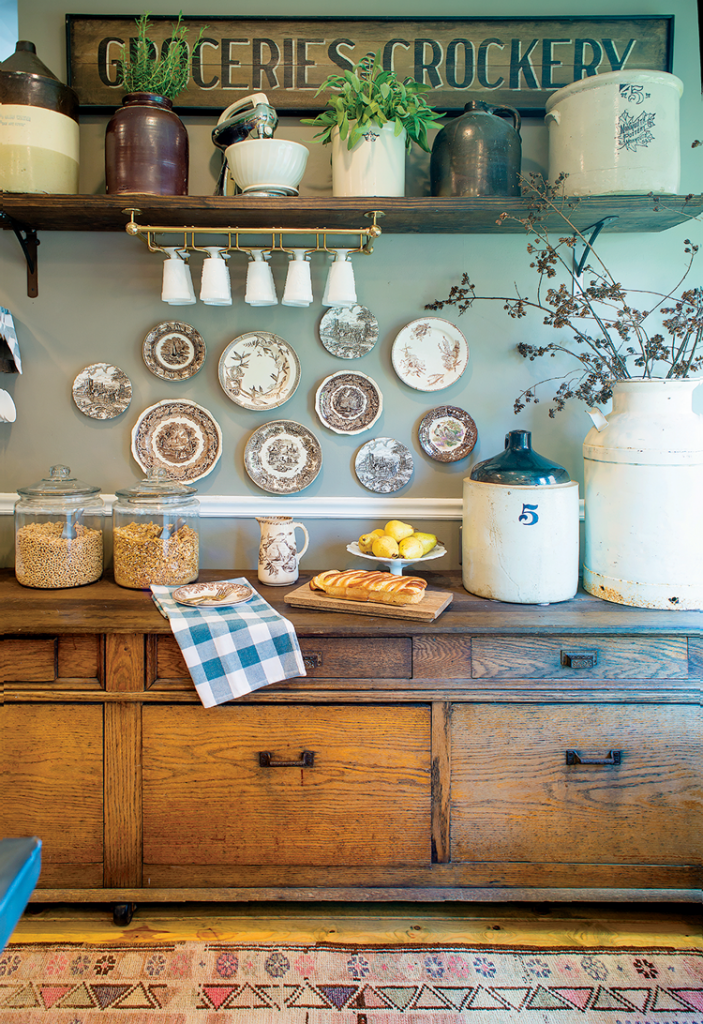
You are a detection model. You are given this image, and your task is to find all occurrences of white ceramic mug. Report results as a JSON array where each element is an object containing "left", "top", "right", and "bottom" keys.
[
  {"left": 200, "top": 246, "right": 232, "bottom": 305},
  {"left": 162, "top": 248, "right": 196, "bottom": 305},
  {"left": 256, "top": 515, "right": 309, "bottom": 585},
  {"left": 282, "top": 249, "right": 313, "bottom": 306},
  {"left": 245, "top": 250, "right": 278, "bottom": 306},
  {"left": 322, "top": 249, "right": 356, "bottom": 307}
]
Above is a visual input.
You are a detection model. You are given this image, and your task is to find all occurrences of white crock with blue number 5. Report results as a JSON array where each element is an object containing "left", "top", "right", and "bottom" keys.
[{"left": 462, "top": 430, "right": 580, "bottom": 604}]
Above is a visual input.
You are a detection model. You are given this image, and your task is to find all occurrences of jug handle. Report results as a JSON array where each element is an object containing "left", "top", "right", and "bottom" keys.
[
  {"left": 587, "top": 407, "right": 608, "bottom": 431},
  {"left": 291, "top": 522, "right": 309, "bottom": 562},
  {"left": 491, "top": 104, "right": 521, "bottom": 134},
  {"left": 545, "top": 109, "right": 560, "bottom": 125},
  {"left": 217, "top": 92, "right": 270, "bottom": 125}
]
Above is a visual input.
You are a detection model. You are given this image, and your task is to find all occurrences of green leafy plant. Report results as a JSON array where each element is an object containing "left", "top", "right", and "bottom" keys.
[
  {"left": 426, "top": 174, "right": 703, "bottom": 416},
  {"left": 118, "top": 11, "right": 204, "bottom": 101},
  {"left": 302, "top": 50, "right": 443, "bottom": 152}
]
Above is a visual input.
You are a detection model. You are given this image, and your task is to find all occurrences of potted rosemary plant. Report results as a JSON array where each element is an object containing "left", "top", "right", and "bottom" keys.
[
  {"left": 105, "top": 12, "right": 203, "bottom": 196},
  {"left": 302, "top": 50, "right": 443, "bottom": 197}
]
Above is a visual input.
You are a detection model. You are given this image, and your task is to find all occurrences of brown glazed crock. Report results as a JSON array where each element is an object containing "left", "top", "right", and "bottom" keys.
[{"left": 105, "top": 92, "right": 188, "bottom": 196}]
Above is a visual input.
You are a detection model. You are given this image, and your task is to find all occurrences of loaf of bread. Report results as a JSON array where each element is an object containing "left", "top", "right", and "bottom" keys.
[{"left": 310, "top": 569, "right": 427, "bottom": 605}]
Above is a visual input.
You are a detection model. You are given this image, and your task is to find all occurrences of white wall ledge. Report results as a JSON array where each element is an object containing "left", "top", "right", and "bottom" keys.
[{"left": 0, "top": 493, "right": 585, "bottom": 519}]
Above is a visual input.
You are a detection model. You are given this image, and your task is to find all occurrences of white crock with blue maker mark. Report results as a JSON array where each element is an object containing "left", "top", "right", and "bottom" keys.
[
  {"left": 462, "top": 430, "right": 580, "bottom": 604},
  {"left": 545, "top": 69, "right": 683, "bottom": 196}
]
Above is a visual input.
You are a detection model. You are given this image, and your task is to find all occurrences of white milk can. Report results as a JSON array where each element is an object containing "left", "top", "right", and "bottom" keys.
[
  {"left": 462, "top": 430, "right": 580, "bottom": 604},
  {"left": 545, "top": 69, "right": 683, "bottom": 195},
  {"left": 583, "top": 378, "right": 703, "bottom": 609},
  {"left": 256, "top": 515, "right": 309, "bottom": 586}
]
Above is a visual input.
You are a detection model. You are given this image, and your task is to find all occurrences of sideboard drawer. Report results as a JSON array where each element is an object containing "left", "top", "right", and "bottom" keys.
[
  {"left": 2, "top": 635, "right": 102, "bottom": 686},
  {"left": 451, "top": 702, "right": 701, "bottom": 867},
  {"left": 472, "top": 635, "right": 689, "bottom": 679},
  {"left": 153, "top": 634, "right": 412, "bottom": 686},
  {"left": 142, "top": 703, "right": 431, "bottom": 876}
]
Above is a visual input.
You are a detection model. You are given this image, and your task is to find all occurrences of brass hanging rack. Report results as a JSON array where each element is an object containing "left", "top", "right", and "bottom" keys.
[{"left": 122, "top": 208, "right": 384, "bottom": 257}]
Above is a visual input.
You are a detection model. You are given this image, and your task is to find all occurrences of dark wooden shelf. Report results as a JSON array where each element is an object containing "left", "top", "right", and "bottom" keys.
[{"left": 2, "top": 192, "right": 702, "bottom": 235}]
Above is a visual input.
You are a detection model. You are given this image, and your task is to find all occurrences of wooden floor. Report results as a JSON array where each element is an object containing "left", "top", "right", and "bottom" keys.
[{"left": 10, "top": 901, "right": 703, "bottom": 949}]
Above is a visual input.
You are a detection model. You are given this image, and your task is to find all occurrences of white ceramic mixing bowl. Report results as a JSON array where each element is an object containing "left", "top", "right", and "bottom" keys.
[{"left": 224, "top": 138, "right": 309, "bottom": 194}]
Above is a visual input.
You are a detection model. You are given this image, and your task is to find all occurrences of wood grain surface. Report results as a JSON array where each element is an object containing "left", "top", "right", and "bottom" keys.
[{"left": 284, "top": 580, "right": 454, "bottom": 621}]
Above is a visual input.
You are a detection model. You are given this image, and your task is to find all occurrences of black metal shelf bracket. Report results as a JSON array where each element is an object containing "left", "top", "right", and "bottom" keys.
[
  {"left": 0, "top": 211, "right": 40, "bottom": 297},
  {"left": 573, "top": 215, "right": 619, "bottom": 277}
]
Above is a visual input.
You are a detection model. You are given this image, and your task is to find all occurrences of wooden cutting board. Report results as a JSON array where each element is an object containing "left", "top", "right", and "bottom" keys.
[{"left": 284, "top": 581, "right": 453, "bottom": 621}]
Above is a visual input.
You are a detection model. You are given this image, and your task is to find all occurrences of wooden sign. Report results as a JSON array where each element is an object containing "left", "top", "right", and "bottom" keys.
[{"left": 66, "top": 15, "right": 674, "bottom": 116}]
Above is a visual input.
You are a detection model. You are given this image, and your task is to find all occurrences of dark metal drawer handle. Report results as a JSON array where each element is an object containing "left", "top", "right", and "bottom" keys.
[
  {"left": 561, "top": 650, "right": 598, "bottom": 669},
  {"left": 259, "top": 750, "right": 315, "bottom": 768},
  {"left": 302, "top": 653, "right": 322, "bottom": 669},
  {"left": 566, "top": 749, "right": 621, "bottom": 766}
]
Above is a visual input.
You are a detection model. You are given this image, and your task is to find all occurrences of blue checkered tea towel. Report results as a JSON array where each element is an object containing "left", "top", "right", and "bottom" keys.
[{"left": 150, "top": 578, "right": 306, "bottom": 708}]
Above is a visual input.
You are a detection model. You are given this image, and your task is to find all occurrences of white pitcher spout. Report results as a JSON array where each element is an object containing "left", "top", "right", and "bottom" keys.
[{"left": 587, "top": 407, "right": 609, "bottom": 431}]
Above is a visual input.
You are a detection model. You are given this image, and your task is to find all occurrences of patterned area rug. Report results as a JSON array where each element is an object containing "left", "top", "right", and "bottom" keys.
[{"left": 0, "top": 942, "right": 702, "bottom": 1023}]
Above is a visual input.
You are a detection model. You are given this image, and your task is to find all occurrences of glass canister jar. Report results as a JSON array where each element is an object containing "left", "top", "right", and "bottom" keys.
[
  {"left": 14, "top": 464, "right": 104, "bottom": 588},
  {"left": 112, "top": 468, "right": 199, "bottom": 589}
]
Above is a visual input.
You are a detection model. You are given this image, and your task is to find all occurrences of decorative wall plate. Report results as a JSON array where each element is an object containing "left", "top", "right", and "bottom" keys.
[
  {"left": 319, "top": 304, "right": 379, "bottom": 359},
  {"left": 142, "top": 321, "right": 205, "bottom": 381},
  {"left": 131, "top": 399, "right": 222, "bottom": 482},
  {"left": 418, "top": 405, "right": 478, "bottom": 462},
  {"left": 354, "top": 436, "right": 414, "bottom": 493},
  {"left": 218, "top": 332, "right": 300, "bottom": 410},
  {"left": 391, "top": 317, "right": 469, "bottom": 391},
  {"left": 72, "top": 362, "right": 132, "bottom": 419},
  {"left": 315, "top": 371, "right": 382, "bottom": 435},
  {"left": 173, "top": 581, "right": 253, "bottom": 607},
  {"left": 244, "top": 420, "right": 322, "bottom": 494}
]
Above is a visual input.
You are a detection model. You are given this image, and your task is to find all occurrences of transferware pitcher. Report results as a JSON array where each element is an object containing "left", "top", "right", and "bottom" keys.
[{"left": 256, "top": 515, "right": 309, "bottom": 586}]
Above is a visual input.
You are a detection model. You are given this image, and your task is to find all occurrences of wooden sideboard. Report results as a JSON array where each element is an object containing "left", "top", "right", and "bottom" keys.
[{"left": 1, "top": 568, "right": 701, "bottom": 919}]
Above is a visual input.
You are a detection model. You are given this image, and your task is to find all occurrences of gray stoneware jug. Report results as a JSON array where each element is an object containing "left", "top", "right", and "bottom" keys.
[{"left": 430, "top": 100, "right": 521, "bottom": 197}]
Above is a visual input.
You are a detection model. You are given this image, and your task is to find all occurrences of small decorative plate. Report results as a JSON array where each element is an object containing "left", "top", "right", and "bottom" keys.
[
  {"left": 131, "top": 399, "right": 222, "bottom": 482},
  {"left": 315, "top": 371, "right": 382, "bottom": 435},
  {"left": 418, "top": 405, "right": 478, "bottom": 462},
  {"left": 391, "top": 317, "right": 469, "bottom": 392},
  {"left": 72, "top": 362, "right": 132, "bottom": 419},
  {"left": 346, "top": 541, "right": 448, "bottom": 576},
  {"left": 142, "top": 321, "right": 206, "bottom": 381},
  {"left": 173, "top": 581, "right": 254, "bottom": 607},
  {"left": 354, "top": 437, "right": 414, "bottom": 493},
  {"left": 219, "top": 332, "right": 300, "bottom": 410},
  {"left": 244, "top": 419, "right": 322, "bottom": 494},
  {"left": 319, "top": 304, "right": 379, "bottom": 359}
]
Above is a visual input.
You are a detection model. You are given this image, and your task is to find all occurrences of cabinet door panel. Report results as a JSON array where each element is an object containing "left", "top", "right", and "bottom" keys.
[
  {"left": 452, "top": 703, "right": 701, "bottom": 865},
  {"left": 1, "top": 704, "right": 104, "bottom": 887},
  {"left": 143, "top": 704, "right": 431, "bottom": 869}
]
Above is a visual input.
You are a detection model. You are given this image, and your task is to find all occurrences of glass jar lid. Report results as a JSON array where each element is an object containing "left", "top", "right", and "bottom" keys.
[
  {"left": 470, "top": 430, "right": 571, "bottom": 485},
  {"left": 17, "top": 464, "right": 101, "bottom": 497},
  {"left": 115, "top": 466, "right": 198, "bottom": 502}
]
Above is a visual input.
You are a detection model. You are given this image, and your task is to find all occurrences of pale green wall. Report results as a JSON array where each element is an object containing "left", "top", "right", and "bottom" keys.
[{"left": 1, "top": 0, "right": 701, "bottom": 573}]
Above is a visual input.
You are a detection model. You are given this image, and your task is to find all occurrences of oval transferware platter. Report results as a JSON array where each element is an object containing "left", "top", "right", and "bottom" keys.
[
  {"left": 418, "top": 405, "right": 478, "bottom": 462},
  {"left": 142, "top": 321, "right": 206, "bottom": 381},
  {"left": 173, "top": 581, "right": 253, "bottom": 607},
  {"left": 131, "top": 399, "right": 222, "bottom": 482},
  {"left": 391, "top": 317, "right": 469, "bottom": 392},
  {"left": 244, "top": 420, "right": 322, "bottom": 494},
  {"left": 219, "top": 332, "right": 300, "bottom": 410}
]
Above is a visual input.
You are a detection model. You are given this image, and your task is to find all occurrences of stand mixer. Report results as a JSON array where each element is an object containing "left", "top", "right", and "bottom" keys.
[{"left": 212, "top": 92, "right": 308, "bottom": 197}]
